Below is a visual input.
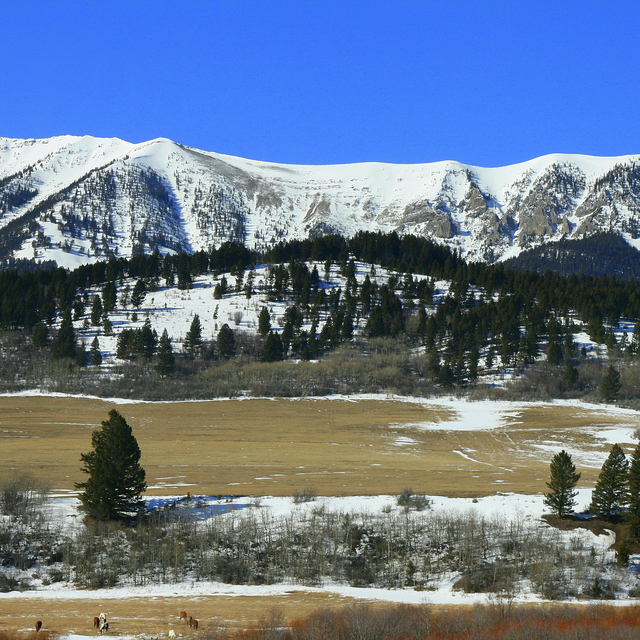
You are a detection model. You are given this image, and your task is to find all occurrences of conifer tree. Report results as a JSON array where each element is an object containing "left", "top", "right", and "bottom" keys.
[
  {"left": 601, "top": 365, "right": 622, "bottom": 403},
  {"left": 155, "top": 329, "right": 175, "bottom": 376},
  {"left": 51, "top": 309, "right": 77, "bottom": 359},
  {"left": 590, "top": 443, "right": 629, "bottom": 520},
  {"left": 628, "top": 442, "right": 640, "bottom": 540},
  {"left": 261, "top": 331, "right": 283, "bottom": 362},
  {"left": 90, "top": 295, "right": 103, "bottom": 326},
  {"left": 258, "top": 307, "right": 271, "bottom": 336},
  {"left": 90, "top": 336, "right": 102, "bottom": 366},
  {"left": 544, "top": 450, "right": 581, "bottom": 516},
  {"left": 75, "top": 410, "right": 147, "bottom": 521},
  {"left": 216, "top": 323, "right": 236, "bottom": 360},
  {"left": 182, "top": 314, "right": 203, "bottom": 358}
]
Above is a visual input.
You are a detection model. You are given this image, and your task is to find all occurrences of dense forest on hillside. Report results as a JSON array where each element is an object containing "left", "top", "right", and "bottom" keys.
[
  {"left": 1, "top": 231, "right": 640, "bottom": 405},
  {"left": 503, "top": 233, "right": 640, "bottom": 280}
]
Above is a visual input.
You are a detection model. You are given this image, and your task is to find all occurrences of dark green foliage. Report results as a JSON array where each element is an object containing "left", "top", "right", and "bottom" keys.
[
  {"left": 601, "top": 365, "right": 622, "bottom": 403},
  {"left": 503, "top": 232, "right": 640, "bottom": 280},
  {"left": 216, "top": 323, "right": 236, "bottom": 360},
  {"left": 155, "top": 329, "right": 175, "bottom": 376},
  {"left": 90, "top": 295, "right": 103, "bottom": 326},
  {"left": 116, "top": 321, "right": 157, "bottom": 360},
  {"left": 627, "top": 442, "right": 640, "bottom": 540},
  {"left": 130, "top": 278, "right": 147, "bottom": 309},
  {"left": 182, "top": 314, "right": 203, "bottom": 358},
  {"left": 590, "top": 443, "right": 629, "bottom": 520},
  {"left": 261, "top": 331, "right": 284, "bottom": 362},
  {"left": 75, "top": 409, "right": 147, "bottom": 522},
  {"left": 544, "top": 450, "right": 581, "bottom": 516},
  {"left": 31, "top": 322, "right": 49, "bottom": 349},
  {"left": 51, "top": 309, "right": 76, "bottom": 359},
  {"left": 90, "top": 336, "right": 102, "bottom": 366},
  {"left": 257, "top": 306, "right": 271, "bottom": 336}
]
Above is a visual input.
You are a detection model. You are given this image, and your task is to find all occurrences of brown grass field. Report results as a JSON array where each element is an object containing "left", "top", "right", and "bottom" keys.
[{"left": 1, "top": 394, "right": 639, "bottom": 634}]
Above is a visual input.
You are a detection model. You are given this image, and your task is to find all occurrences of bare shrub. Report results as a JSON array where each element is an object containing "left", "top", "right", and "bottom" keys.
[{"left": 292, "top": 488, "right": 316, "bottom": 504}]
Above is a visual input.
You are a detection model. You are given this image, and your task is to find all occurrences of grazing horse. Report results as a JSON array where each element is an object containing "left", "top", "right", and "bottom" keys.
[
  {"left": 98, "top": 613, "right": 108, "bottom": 634},
  {"left": 188, "top": 618, "right": 198, "bottom": 631},
  {"left": 35, "top": 621, "right": 42, "bottom": 633},
  {"left": 93, "top": 617, "right": 100, "bottom": 629},
  {"left": 179, "top": 612, "right": 188, "bottom": 623},
  {"left": 168, "top": 630, "right": 176, "bottom": 639}
]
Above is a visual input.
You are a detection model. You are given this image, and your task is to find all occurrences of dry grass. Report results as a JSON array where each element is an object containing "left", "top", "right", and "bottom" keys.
[
  {"left": 0, "top": 591, "right": 360, "bottom": 635},
  {"left": 0, "top": 396, "right": 638, "bottom": 498}
]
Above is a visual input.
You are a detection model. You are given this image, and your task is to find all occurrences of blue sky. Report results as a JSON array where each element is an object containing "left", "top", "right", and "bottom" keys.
[{"left": 2, "top": 1, "right": 639, "bottom": 167}]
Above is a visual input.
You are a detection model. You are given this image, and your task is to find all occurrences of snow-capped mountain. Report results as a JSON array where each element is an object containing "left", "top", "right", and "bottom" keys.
[{"left": 1, "top": 135, "right": 639, "bottom": 268}]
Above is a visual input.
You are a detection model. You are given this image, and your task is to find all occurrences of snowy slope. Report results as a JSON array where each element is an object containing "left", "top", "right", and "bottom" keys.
[{"left": 1, "top": 135, "right": 639, "bottom": 267}]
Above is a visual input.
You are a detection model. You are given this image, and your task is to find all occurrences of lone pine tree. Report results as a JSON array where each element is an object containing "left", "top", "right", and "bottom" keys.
[
  {"left": 544, "top": 450, "right": 581, "bottom": 516},
  {"left": 590, "top": 443, "right": 629, "bottom": 520},
  {"left": 601, "top": 365, "right": 622, "bottom": 403},
  {"left": 628, "top": 442, "right": 640, "bottom": 539},
  {"left": 75, "top": 410, "right": 147, "bottom": 521}
]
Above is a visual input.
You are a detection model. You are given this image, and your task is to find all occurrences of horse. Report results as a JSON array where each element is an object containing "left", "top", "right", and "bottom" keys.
[
  {"left": 93, "top": 617, "right": 100, "bottom": 629},
  {"left": 179, "top": 612, "right": 188, "bottom": 623},
  {"left": 188, "top": 618, "right": 198, "bottom": 631},
  {"left": 35, "top": 621, "right": 42, "bottom": 633},
  {"left": 168, "top": 630, "right": 176, "bottom": 639}
]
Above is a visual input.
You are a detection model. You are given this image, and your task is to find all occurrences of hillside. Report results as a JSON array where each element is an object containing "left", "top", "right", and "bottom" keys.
[{"left": 1, "top": 136, "right": 640, "bottom": 270}]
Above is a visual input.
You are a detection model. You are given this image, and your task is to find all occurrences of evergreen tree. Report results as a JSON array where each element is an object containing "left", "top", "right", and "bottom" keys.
[
  {"left": 590, "top": 443, "right": 629, "bottom": 520},
  {"left": 628, "top": 442, "right": 640, "bottom": 540},
  {"left": 102, "top": 281, "right": 117, "bottom": 313},
  {"left": 90, "top": 295, "right": 103, "bottom": 326},
  {"left": 258, "top": 307, "right": 271, "bottom": 336},
  {"left": 75, "top": 410, "right": 147, "bottom": 522},
  {"left": 155, "top": 329, "right": 175, "bottom": 376},
  {"left": 216, "top": 323, "right": 236, "bottom": 360},
  {"left": 601, "top": 365, "right": 622, "bottom": 403},
  {"left": 544, "top": 450, "right": 581, "bottom": 516},
  {"left": 138, "top": 318, "right": 157, "bottom": 358},
  {"left": 51, "top": 309, "right": 77, "bottom": 359},
  {"left": 563, "top": 361, "right": 579, "bottom": 386},
  {"left": 261, "top": 331, "right": 284, "bottom": 362},
  {"left": 130, "top": 279, "right": 147, "bottom": 309},
  {"left": 182, "top": 314, "right": 203, "bottom": 358},
  {"left": 90, "top": 336, "right": 102, "bottom": 366},
  {"left": 32, "top": 322, "right": 49, "bottom": 349},
  {"left": 75, "top": 340, "right": 87, "bottom": 367}
]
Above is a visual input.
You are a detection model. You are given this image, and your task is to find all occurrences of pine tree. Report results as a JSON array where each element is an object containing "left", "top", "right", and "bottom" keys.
[
  {"left": 544, "top": 450, "right": 581, "bottom": 516},
  {"left": 627, "top": 442, "right": 640, "bottom": 540},
  {"left": 601, "top": 365, "right": 622, "bottom": 403},
  {"left": 258, "top": 307, "right": 271, "bottom": 336},
  {"left": 261, "top": 331, "right": 284, "bottom": 362},
  {"left": 183, "top": 314, "right": 203, "bottom": 358},
  {"left": 90, "top": 295, "right": 103, "bottom": 326},
  {"left": 590, "top": 443, "right": 629, "bottom": 520},
  {"left": 130, "top": 279, "right": 147, "bottom": 309},
  {"left": 216, "top": 323, "right": 236, "bottom": 360},
  {"left": 51, "top": 309, "right": 77, "bottom": 359},
  {"left": 155, "top": 329, "right": 175, "bottom": 376},
  {"left": 90, "top": 336, "right": 102, "bottom": 366},
  {"left": 75, "top": 410, "right": 147, "bottom": 521}
]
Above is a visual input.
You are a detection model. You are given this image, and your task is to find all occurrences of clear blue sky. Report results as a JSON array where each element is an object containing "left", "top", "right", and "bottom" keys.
[{"left": 2, "top": 1, "right": 639, "bottom": 167}]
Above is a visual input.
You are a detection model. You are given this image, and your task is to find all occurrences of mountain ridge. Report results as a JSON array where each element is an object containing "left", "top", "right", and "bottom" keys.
[{"left": 1, "top": 135, "right": 639, "bottom": 269}]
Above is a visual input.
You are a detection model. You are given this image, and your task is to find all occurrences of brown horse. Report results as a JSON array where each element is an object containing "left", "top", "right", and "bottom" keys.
[
  {"left": 188, "top": 617, "right": 198, "bottom": 631},
  {"left": 35, "top": 621, "right": 42, "bottom": 633},
  {"left": 179, "top": 611, "right": 188, "bottom": 623},
  {"left": 93, "top": 617, "right": 100, "bottom": 629}
]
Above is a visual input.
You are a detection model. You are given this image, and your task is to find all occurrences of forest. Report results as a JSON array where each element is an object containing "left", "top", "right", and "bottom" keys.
[{"left": 0, "top": 231, "right": 639, "bottom": 404}]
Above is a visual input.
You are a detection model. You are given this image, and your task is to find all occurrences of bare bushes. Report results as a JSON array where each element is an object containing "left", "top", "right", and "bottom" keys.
[
  {"left": 200, "top": 604, "right": 640, "bottom": 640},
  {"left": 0, "top": 471, "right": 49, "bottom": 517}
]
